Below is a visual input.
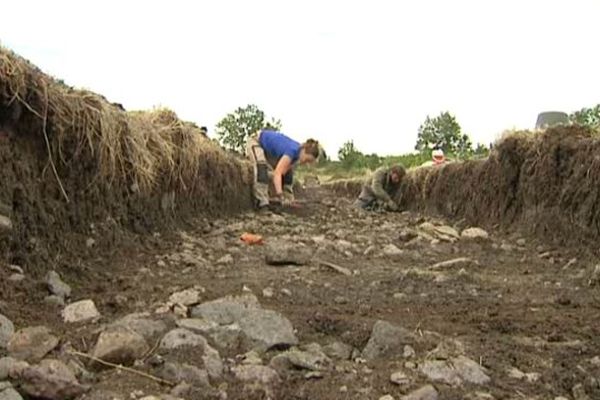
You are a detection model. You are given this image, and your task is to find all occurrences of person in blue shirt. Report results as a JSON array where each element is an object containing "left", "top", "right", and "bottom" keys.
[{"left": 246, "top": 129, "right": 320, "bottom": 208}]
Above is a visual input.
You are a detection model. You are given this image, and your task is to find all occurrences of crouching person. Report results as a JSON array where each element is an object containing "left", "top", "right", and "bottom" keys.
[
  {"left": 354, "top": 165, "right": 405, "bottom": 211},
  {"left": 246, "top": 129, "right": 320, "bottom": 209}
]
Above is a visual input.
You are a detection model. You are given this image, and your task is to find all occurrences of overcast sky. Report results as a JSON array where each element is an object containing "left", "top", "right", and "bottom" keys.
[{"left": 1, "top": 0, "right": 599, "bottom": 156}]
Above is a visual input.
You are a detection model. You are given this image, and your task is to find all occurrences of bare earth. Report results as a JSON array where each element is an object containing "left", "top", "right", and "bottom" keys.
[{"left": 1, "top": 186, "right": 599, "bottom": 400}]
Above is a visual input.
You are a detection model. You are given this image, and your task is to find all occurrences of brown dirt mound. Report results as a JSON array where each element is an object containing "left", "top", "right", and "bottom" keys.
[
  {"left": 0, "top": 47, "right": 252, "bottom": 269},
  {"left": 398, "top": 125, "right": 600, "bottom": 244}
]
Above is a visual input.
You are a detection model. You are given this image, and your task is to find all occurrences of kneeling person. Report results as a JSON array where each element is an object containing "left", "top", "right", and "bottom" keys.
[
  {"left": 355, "top": 165, "right": 405, "bottom": 211},
  {"left": 246, "top": 129, "right": 320, "bottom": 208}
]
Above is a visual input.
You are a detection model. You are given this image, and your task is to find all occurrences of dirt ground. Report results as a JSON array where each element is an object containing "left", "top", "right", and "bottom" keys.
[{"left": 1, "top": 186, "right": 599, "bottom": 400}]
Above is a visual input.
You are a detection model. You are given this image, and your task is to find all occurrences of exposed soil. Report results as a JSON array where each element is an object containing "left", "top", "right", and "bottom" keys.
[{"left": 2, "top": 186, "right": 599, "bottom": 400}]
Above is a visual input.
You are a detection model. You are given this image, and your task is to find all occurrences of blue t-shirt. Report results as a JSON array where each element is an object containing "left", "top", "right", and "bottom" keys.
[{"left": 259, "top": 130, "right": 301, "bottom": 162}]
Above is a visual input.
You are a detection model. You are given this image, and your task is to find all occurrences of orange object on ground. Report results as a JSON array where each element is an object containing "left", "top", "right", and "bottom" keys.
[{"left": 240, "top": 232, "right": 264, "bottom": 245}]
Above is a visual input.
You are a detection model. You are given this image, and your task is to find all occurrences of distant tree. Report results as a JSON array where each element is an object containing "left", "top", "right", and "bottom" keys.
[
  {"left": 415, "top": 111, "right": 473, "bottom": 156},
  {"left": 338, "top": 140, "right": 363, "bottom": 166},
  {"left": 216, "top": 104, "right": 282, "bottom": 153},
  {"left": 570, "top": 105, "right": 600, "bottom": 129}
]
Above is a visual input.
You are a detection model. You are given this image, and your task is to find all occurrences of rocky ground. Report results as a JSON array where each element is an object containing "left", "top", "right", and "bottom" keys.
[{"left": 1, "top": 186, "right": 600, "bottom": 400}]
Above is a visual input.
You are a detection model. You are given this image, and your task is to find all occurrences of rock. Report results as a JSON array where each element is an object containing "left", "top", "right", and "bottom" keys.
[
  {"left": 160, "top": 329, "right": 208, "bottom": 350},
  {"left": 362, "top": 320, "right": 415, "bottom": 361},
  {"left": 159, "top": 362, "right": 210, "bottom": 388},
  {"left": 241, "top": 351, "right": 263, "bottom": 366},
  {"left": 0, "top": 314, "right": 14, "bottom": 349},
  {"left": 399, "top": 229, "right": 418, "bottom": 242},
  {"left": 112, "top": 314, "right": 168, "bottom": 341},
  {"left": 0, "top": 382, "right": 12, "bottom": 391},
  {"left": 0, "top": 387, "right": 23, "bottom": 400},
  {"left": 265, "top": 241, "right": 311, "bottom": 266},
  {"left": 7, "top": 326, "right": 59, "bottom": 363},
  {"left": 168, "top": 289, "right": 201, "bottom": 306},
  {"left": 8, "top": 274, "right": 24, "bottom": 283},
  {"left": 262, "top": 288, "right": 274, "bottom": 298},
  {"left": 45, "top": 271, "right": 71, "bottom": 299},
  {"left": 0, "top": 215, "right": 12, "bottom": 232},
  {"left": 62, "top": 300, "right": 100, "bottom": 323},
  {"left": 207, "top": 324, "right": 242, "bottom": 351},
  {"left": 390, "top": 370, "right": 411, "bottom": 386},
  {"left": 276, "top": 344, "right": 330, "bottom": 371},
  {"left": 420, "top": 223, "right": 460, "bottom": 242},
  {"left": 383, "top": 244, "right": 404, "bottom": 257},
  {"left": 590, "top": 265, "right": 600, "bottom": 287},
  {"left": 190, "top": 294, "right": 260, "bottom": 325},
  {"left": 176, "top": 318, "right": 218, "bottom": 335},
  {"left": 0, "top": 357, "right": 28, "bottom": 381},
  {"left": 420, "top": 356, "right": 490, "bottom": 386},
  {"left": 86, "top": 238, "right": 96, "bottom": 248},
  {"left": 461, "top": 228, "right": 489, "bottom": 240},
  {"left": 379, "top": 396, "right": 394, "bottom": 400},
  {"left": 44, "top": 295, "right": 65, "bottom": 307},
  {"left": 419, "top": 360, "right": 462, "bottom": 386},
  {"left": 403, "top": 345, "right": 416, "bottom": 358},
  {"left": 401, "top": 385, "right": 439, "bottom": 400},
  {"left": 452, "top": 356, "right": 491, "bottom": 384},
  {"left": 202, "top": 345, "right": 224, "bottom": 382},
  {"left": 92, "top": 326, "right": 149, "bottom": 366},
  {"left": 78, "top": 389, "right": 125, "bottom": 400},
  {"left": 572, "top": 383, "right": 591, "bottom": 400},
  {"left": 216, "top": 254, "right": 234, "bottom": 265},
  {"left": 280, "top": 288, "right": 292, "bottom": 296},
  {"left": 507, "top": 367, "right": 539, "bottom": 382},
  {"left": 516, "top": 238, "right": 527, "bottom": 246},
  {"left": 232, "top": 365, "right": 280, "bottom": 398},
  {"left": 238, "top": 309, "right": 298, "bottom": 351},
  {"left": 323, "top": 341, "right": 353, "bottom": 361},
  {"left": 431, "top": 257, "right": 477, "bottom": 270},
  {"left": 590, "top": 356, "right": 600, "bottom": 366},
  {"left": 14, "top": 359, "right": 88, "bottom": 400},
  {"left": 7, "top": 265, "right": 23, "bottom": 274}
]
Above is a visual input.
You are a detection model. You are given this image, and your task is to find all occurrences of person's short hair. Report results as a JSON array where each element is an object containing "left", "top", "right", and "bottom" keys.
[
  {"left": 200, "top": 126, "right": 208, "bottom": 135},
  {"left": 302, "top": 139, "right": 320, "bottom": 158},
  {"left": 389, "top": 165, "right": 406, "bottom": 178}
]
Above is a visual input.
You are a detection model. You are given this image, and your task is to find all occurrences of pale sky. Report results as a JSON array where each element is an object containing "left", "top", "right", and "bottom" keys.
[{"left": 1, "top": 0, "right": 599, "bottom": 156}]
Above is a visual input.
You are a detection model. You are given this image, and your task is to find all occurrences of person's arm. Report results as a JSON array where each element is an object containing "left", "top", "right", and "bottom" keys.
[
  {"left": 273, "top": 155, "right": 293, "bottom": 198},
  {"left": 371, "top": 169, "right": 392, "bottom": 203}
]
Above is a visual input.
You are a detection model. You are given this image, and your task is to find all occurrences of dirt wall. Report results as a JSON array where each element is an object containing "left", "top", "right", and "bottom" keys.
[
  {"left": 327, "top": 126, "right": 600, "bottom": 245},
  {"left": 0, "top": 48, "right": 253, "bottom": 269}
]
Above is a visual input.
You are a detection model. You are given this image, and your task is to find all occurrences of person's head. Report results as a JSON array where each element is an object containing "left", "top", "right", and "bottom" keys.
[
  {"left": 388, "top": 165, "right": 406, "bottom": 184},
  {"left": 298, "top": 139, "right": 320, "bottom": 165},
  {"left": 200, "top": 126, "right": 208, "bottom": 136},
  {"left": 432, "top": 149, "right": 445, "bottom": 164}
]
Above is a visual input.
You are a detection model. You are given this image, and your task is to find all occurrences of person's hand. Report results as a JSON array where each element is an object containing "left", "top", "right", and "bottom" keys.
[{"left": 386, "top": 200, "right": 399, "bottom": 211}]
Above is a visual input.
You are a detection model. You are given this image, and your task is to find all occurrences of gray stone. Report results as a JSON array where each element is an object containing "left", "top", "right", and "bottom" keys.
[
  {"left": 202, "top": 345, "right": 224, "bottom": 382},
  {"left": 190, "top": 294, "right": 260, "bottom": 325},
  {"left": 452, "top": 356, "right": 491, "bottom": 384},
  {"left": 590, "top": 265, "right": 600, "bottom": 287},
  {"left": 216, "top": 254, "right": 234, "bottom": 265},
  {"left": 0, "top": 382, "right": 12, "bottom": 391},
  {"left": 13, "top": 359, "right": 88, "bottom": 400},
  {"left": 232, "top": 365, "right": 280, "bottom": 399},
  {"left": 7, "top": 326, "right": 59, "bottom": 363},
  {"left": 78, "top": 389, "right": 125, "bottom": 400},
  {"left": 390, "top": 370, "right": 411, "bottom": 386},
  {"left": 112, "top": 314, "right": 168, "bottom": 340},
  {"left": 420, "top": 356, "right": 490, "bottom": 386},
  {"left": 379, "top": 396, "right": 394, "bottom": 400},
  {"left": 159, "top": 362, "right": 209, "bottom": 388},
  {"left": 0, "top": 387, "right": 23, "bottom": 400},
  {"left": 160, "top": 329, "right": 208, "bottom": 350},
  {"left": 207, "top": 324, "right": 242, "bottom": 351},
  {"left": 44, "top": 295, "right": 65, "bottom": 307},
  {"left": 461, "top": 228, "right": 489, "bottom": 240},
  {"left": 383, "top": 244, "right": 404, "bottom": 257},
  {"left": 265, "top": 241, "right": 311, "bottom": 266},
  {"left": 419, "top": 360, "right": 462, "bottom": 385},
  {"left": 7, "top": 274, "right": 24, "bottom": 283},
  {"left": 0, "top": 314, "right": 14, "bottom": 349},
  {"left": 92, "top": 326, "right": 149, "bottom": 366},
  {"left": 0, "top": 357, "right": 28, "bottom": 381},
  {"left": 238, "top": 309, "right": 298, "bottom": 351},
  {"left": 362, "top": 320, "right": 415, "bottom": 360},
  {"left": 0, "top": 215, "right": 12, "bottom": 233},
  {"left": 175, "top": 318, "right": 218, "bottom": 335},
  {"left": 401, "top": 385, "right": 439, "bottom": 400},
  {"left": 168, "top": 289, "right": 201, "bottom": 306},
  {"left": 323, "top": 341, "right": 353, "bottom": 361},
  {"left": 431, "top": 257, "right": 477, "bottom": 270},
  {"left": 273, "top": 344, "right": 330, "bottom": 372},
  {"left": 45, "top": 271, "right": 71, "bottom": 299},
  {"left": 62, "top": 300, "right": 100, "bottom": 323},
  {"left": 7, "top": 266, "right": 23, "bottom": 275}
]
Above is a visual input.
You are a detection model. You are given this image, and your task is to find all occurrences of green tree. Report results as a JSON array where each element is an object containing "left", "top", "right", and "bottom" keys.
[
  {"left": 570, "top": 105, "right": 600, "bottom": 128},
  {"left": 415, "top": 111, "right": 473, "bottom": 156},
  {"left": 338, "top": 140, "right": 363, "bottom": 167},
  {"left": 216, "top": 104, "right": 282, "bottom": 153}
]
